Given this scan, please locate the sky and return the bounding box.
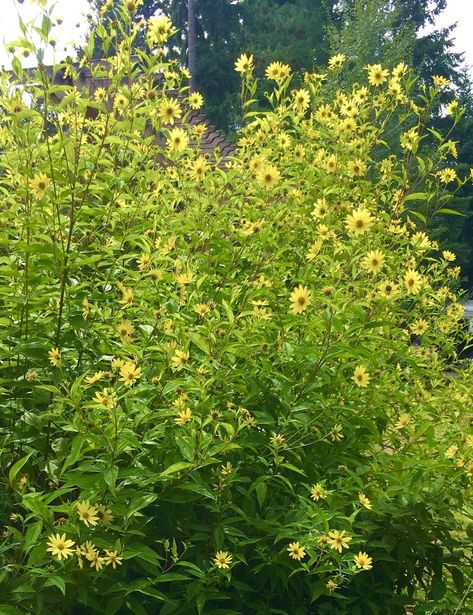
[0,0,472,78]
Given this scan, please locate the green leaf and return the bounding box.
[409,210,426,224]
[45,575,66,596]
[437,208,465,216]
[187,331,210,355]
[9,452,34,485]
[404,192,430,202]
[159,462,193,478]
[104,465,119,495]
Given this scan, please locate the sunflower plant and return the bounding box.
[0,2,472,614]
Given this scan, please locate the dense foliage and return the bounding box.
[0,3,472,613]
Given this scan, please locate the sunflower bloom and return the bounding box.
[30,172,50,199]
[310,483,326,501]
[104,549,123,569]
[119,361,141,387]
[328,53,346,70]
[158,98,182,125]
[361,250,384,274]
[167,127,188,152]
[346,207,375,234]
[188,91,204,109]
[352,365,370,388]
[354,551,373,570]
[213,550,233,569]
[76,500,99,527]
[293,88,310,113]
[404,269,422,295]
[234,53,254,75]
[327,530,352,553]
[47,533,75,561]
[366,64,389,86]
[358,493,372,509]
[171,349,189,371]
[116,319,135,342]
[289,285,311,314]
[410,318,428,335]
[48,347,60,366]
[256,164,281,189]
[287,541,306,561]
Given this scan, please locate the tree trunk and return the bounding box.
[187,0,197,91]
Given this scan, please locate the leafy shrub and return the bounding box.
[0,3,472,614]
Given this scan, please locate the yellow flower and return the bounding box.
[30,172,50,199]
[167,127,189,152]
[93,388,117,410]
[361,250,384,275]
[234,53,254,75]
[256,164,281,189]
[331,423,344,441]
[111,357,125,370]
[213,550,233,569]
[104,549,123,569]
[190,156,209,180]
[194,303,211,316]
[47,533,75,561]
[446,100,459,115]
[310,483,326,501]
[116,319,135,342]
[138,253,151,270]
[48,347,60,366]
[327,530,352,553]
[354,551,373,570]
[312,198,328,219]
[410,318,428,335]
[188,91,204,109]
[94,87,107,102]
[174,408,192,425]
[85,371,105,385]
[437,168,457,184]
[119,286,134,307]
[80,540,98,560]
[326,154,337,173]
[404,269,422,295]
[328,53,346,70]
[171,349,189,371]
[82,297,91,318]
[326,580,339,592]
[97,505,114,524]
[395,413,411,429]
[352,365,370,387]
[366,64,389,86]
[265,61,291,81]
[147,15,174,45]
[76,500,99,527]
[271,433,285,446]
[445,444,458,459]
[289,285,311,314]
[293,88,310,113]
[432,75,450,88]
[159,98,182,125]
[442,250,456,262]
[345,207,375,234]
[306,240,322,261]
[358,493,372,509]
[378,280,398,299]
[347,159,366,177]
[119,361,141,387]
[89,553,105,571]
[287,542,306,561]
